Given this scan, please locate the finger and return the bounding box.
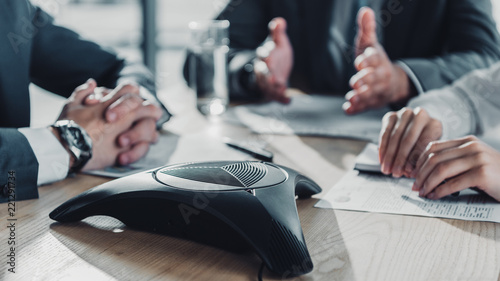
[380,108,414,175]
[426,170,479,200]
[84,87,112,105]
[270,80,290,104]
[105,93,144,122]
[118,142,151,166]
[96,86,112,97]
[350,69,390,111]
[418,155,478,198]
[415,135,477,175]
[83,95,101,106]
[127,102,164,123]
[415,142,479,192]
[407,120,443,178]
[71,78,97,104]
[112,83,141,97]
[117,118,158,148]
[101,83,141,105]
[350,68,375,90]
[379,111,399,163]
[259,74,290,103]
[390,108,430,177]
[269,17,288,47]
[343,86,370,115]
[355,7,378,56]
[354,47,381,71]
[366,83,391,108]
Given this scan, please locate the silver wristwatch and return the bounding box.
[52,120,93,172]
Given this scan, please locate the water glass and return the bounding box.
[188,20,230,116]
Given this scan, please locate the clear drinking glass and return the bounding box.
[188,20,230,116]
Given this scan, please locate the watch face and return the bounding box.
[68,127,91,151]
[54,120,92,171]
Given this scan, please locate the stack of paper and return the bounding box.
[316,143,500,223]
[315,170,500,223]
[228,95,389,143]
[353,143,381,173]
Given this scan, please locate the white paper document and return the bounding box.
[86,132,250,178]
[315,171,500,223]
[354,143,381,173]
[228,95,389,143]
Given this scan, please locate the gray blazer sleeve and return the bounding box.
[400,0,500,93]
[0,129,39,203]
[29,6,171,124]
[409,62,500,140]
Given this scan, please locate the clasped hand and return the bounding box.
[57,79,163,171]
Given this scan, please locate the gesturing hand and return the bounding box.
[57,79,163,171]
[413,136,500,202]
[254,17,293,104]
[343,7,412,115]
[378,107,442,178]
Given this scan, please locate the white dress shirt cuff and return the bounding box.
[18,127,70,186]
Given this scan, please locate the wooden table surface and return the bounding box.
[1,88,499,281]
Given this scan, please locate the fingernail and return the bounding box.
[405,165,412,174]
[351,95,359,103]
[393,167,401,178]
[120,155,129,165]
[342,102,351,112]
[419,188,424,197]
[268,20,277,31]
[411,183,418,191]
[427,192,436,200]
[121,137,130,147]
[345,91,355,100]
[108,112,117,122]
[382,165,391,175]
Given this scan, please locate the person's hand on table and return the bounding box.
[378,107,443,178]
[343,7,412,115]
[55,79,163,171]
[254,17,293,104]
[413,136,500,202]
[83,80,162,166]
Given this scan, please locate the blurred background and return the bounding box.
[29,0,500,126]
[33,0,227,91]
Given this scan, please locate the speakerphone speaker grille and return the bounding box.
[221,162,267,187]
[160,168,244,187]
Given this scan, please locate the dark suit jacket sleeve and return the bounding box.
[0,129,39,203]
[183,0,271,100]
[29,6,171,124]
[399,0,500,93]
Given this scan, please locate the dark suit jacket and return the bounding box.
[210,0,500,99]
[0,0,162,203]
